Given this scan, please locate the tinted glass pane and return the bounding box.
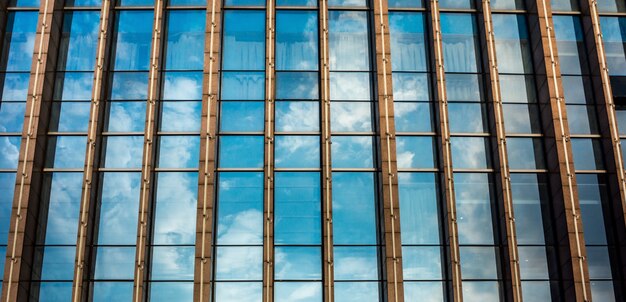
[510,174,548,245]
[59,12,100,71]
[462,282,500,301]
[394,102,432,132]
[388,0,423,8]
[39,247,75,280]
[218,136,264,168]
[590,281,616,302]
[392,73,430,101]
[439,0,474,9]
[43,173,82,245]
[216,172,263,244]
[225,0,265,5]
[598,1,626,12]
[117,0,155,5]
[275,247,321,280]
[275,136,320,168]
[276,101,319,132]
[275,172,321,245]
[151,247,194,280]
[37,283,72,302]
[66,0,102,4]
[331,102,372,132]
[331,136,374,168]
[2,12,38,72]
[328,0,367,7]
[276,12,318,71]
[334,247,379,280]
[153,172,198,244]
[330,72,372,100]
[571,138,604,170]
[220,102,264,132]
[94,247,135,279]
[566,105,598,134]
[440,14,479,73]
[9,0,40,6]
[522,281,552,302]
[0,173,16,244]
[600,17,626,76]
[329,11,370,71]
[215,282,262,301]
[157,136,200,168]
[92,283,133,302]
[149,283,193,302]
[396,136,435,169]
[276,72,319,100]
[215,246,262,280]
[502,104,541,134]
[553,16,588,75]
[404,282,444,301]
[577,174,609,245]
[460,247,498,279]
[562,76,593,104]
[551,0,579,11]
[402,246,442,280]
[334,282,379,302]
[49,102,90,132]
[162,72,202,100]
[445,74,481,102]
[45,136,87,168]
[275,282,322,302]
[98,172,140,245]
[398,173,440,245]
[221,72,265,100]
[103,136,143,168]
[0,103,26,132]
[492,14,532,74]
[499,75,536,103]
[450,137,490,169]
[506,138,545,170]
[518,246,549,279]
[332,173,377,244]
[491,0,524,9]
[277,0,316,5]
[448,103,486,133]
[222,11,265,70]
[106,101,146,132]
[112,11,154,71]
[109,72,149,100]
[1,73,30,101]
[454,173,494,244]
[0,137,20,169]
[164,11,205,70]
[160,101,201,132]
[587,246,613,279]
[389,13,427,72]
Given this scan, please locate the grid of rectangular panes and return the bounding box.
[439,8,502,300]
[212,2,265,300]
[145,6,205,300]
[273,2,323,300]
[0,0,39,292]
[31,7,100,299]
[492,10,558,300]
[553,13,619,301]
[388,8,446,300]
[328,2,382,300]
[89,4,153,299]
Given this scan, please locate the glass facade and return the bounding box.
[0,0,625,301]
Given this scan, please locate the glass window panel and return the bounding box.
[521,281,552,301]
[39,247,75,280]
[440,13,479,73]
[506,138,545,170]
[2,12,38,72]
[328,0,367,6]
[600,17,626,76]
[491,0,524,9]
[216,172,263,244]
[329,11,370,71]
[567,105,599,134]
[276,72,319,100]
[109,72,149,100]
[553,16,588,75]
[214,282,262,301]
[94,247,136,279]
[149,282,193,302]
[402,246,442,280]
[0,136,20,169]
[462,282,500,301]
[0,173,16,244]
[275,136,319,168]
[396,136,435,169]
[404,282,444,301]
[598,0,626,12]
[106,101,146,132]
[330,73,372,100]
[398,173,440,245]
[157,136,200,168]
[445,74,481,102]
[45,136,87,168]
[510,174,548,245]
[59,12,99,71]
[275,101,319,132]
[388,0,423,7]
[275,282,322,302]
[103,136,143,168]
[450,137,490,169]
[460,247,498,279]
[222,11,265,70]
[586,246,613,279]
[65,0,102,5]
[590,281,616,302]
[439,0,474,9]
[164,11,205,70]
[334,247,379,280]
[334,282,379,302]
[117,0,155,5]
[1,73,30,101]
[97,172,140,245]
[277,0,317,5]
[221,72,265,100]
[0,102,26,132]
[42,173,82,245]
[331,136,374,168]
[218,136,264,168]
[551,0,579,11]
[448,103,486,133]
[577,174,609,245]
[220,101,264,132]
[492,14,533,74]
[160,101,201,132]
[162,72,202,100]
[502,104,541,134]
[37,282,72,302]
[91,282,133,302]
[153,172,197,245]
[518,246,549,280]
[275,247,321,280]
[571,138,604,170]
[454,173,495,244]
[224,0,265,5]
[275,172,321,245]
[392,73,430,102]
[394,102,432,132]
[332,173,377,244]
[151,247,194,280]
[562,76,593,104]
[499,75,536,103]
[9,0,40,6]
[112,11,154,71]
[49,102,90,132]
[54,72,94,101]
[276,12,318,71]
[331,102,372,132]
[389,13,427,72]
[215,246,263,280]
[617,110,626,135]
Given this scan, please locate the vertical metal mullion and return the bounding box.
[193,0,222,299]
[133,1,165,301]
[477,2,523,301]
[428,1,462,300]
[525,0,591,300]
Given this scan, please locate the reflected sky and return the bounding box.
[498,75,536,103]
[396,136,435,169]
[98,172,140,245]
[275,101,319,132]
[600,17,626,76]
[330,72,372,101]
[54,72,94,100]
[440,13,479,73]
[164,11,205,71]
[276,72,319,100]
[106,101,146,132]
[0,173,16,244]
[215,246,263,280]
[162,72,202,100]
[154,172,198,245]
[112,11,154,71]
[331,136,374,168]
[329,11,370,71]
[518,246,549,280]
[0,102,25,132]
[3,12,38,72]
[398,173,440,245]
[334,282,379,302]
[332,172,377,244]
[404,282,444,301]
[94,247,135,279]
[217,172,263,244]
[46,136,86,168]
[462,281,500,302]
[37,282,71,302]
[492,14,532,74]
[510,174,548,245]
[109,72,149,100]
[506,138,545,170]
[334,247,379,280]
[276,12,318,71]
[157,136,200,169]
[402,246,442,280]
[392,73,430,101]
[275,282,322,302]
[42,173,82,245]
[275,136,320,168]
[394,102,432,132]
[450,137,490,169]
[219,136,264,168]
[222,11,265,71]
[39,246,75,280]
[571,138,604,170]
[50,101,90,132]
[454,173,495,245]
[331,102,372,132]
[103,136,143,168]
[275,172,321,245]
[160,101,201,132]
[275,247,321,280]
[0,136,20,169]
[221,72,265,100]
[460,247,498,279]
[502,103,541,134]
[59,12,99,71]
[92,282,133,302]
[150,282,193,302]
[389,12,427,72]
[215,282,262,302]
[221,102,265,132]
[1,73,30,101]
[448,103,486,133]
[151,246,195,280]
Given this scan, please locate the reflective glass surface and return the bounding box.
[49,102,90,132]
[94,247,136,279]
[331,136,374,168]
[600,17,626,76]
[389,13,427,72]
[275,136,320,168]
[2,12,38,72]
[222,11,265,70]
[440,13,479,73]
[450,137,490,169]
[112,11,154,71]
[219,136,264,168]
[334,247,379,280]
[571,138,604,170]
[402,246,442,280]
[0,173,16,243]
[551,0,579,11]
[103,136,144,168]
[492,14,532,74]
[275,247,322,279]
[45,136,87,168]
[151,246,195,280]
[157,136,200,168]
[275,172,321,245]
[598,1,626,12]
[331,102,372,132]
[510,174,549,245]
[220,101,264,132]
[506,138,545,170]
[396,136,435,169]
[553,16,588,75]
[276,72,319,100]
[160,101,201,132]
[454,173,495,244]
[392,73,430,101]
[276,11,318,71]
[216,172,263,244]
[97,173,140,245]
[491,0,524,9]
[394,102,432,132]
[59,12,100,71]
[221,72,265,100]
[329,11,370,71]
[106,101,146,132]
[330,72,372,100]
[164,11,205,70]
[276,101,319,132]
[215,246,263,280]
[332,173,377,244]
[41,173,82,245]
[153,172,198,245]
[388,0,423,8]
[162,72,202,100]
[398,173,440,245]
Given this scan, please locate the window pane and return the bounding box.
[460,247,498,279]
[404,282,444,301]
[492,14,532,74]
[39,247,75,280]
[462,282,500,301]
[2,12,38,72]
[439,0,473,9]
[330,72,372,100]
[567,105,598,134]
[112,11,154,71]
[218,136,264,168]
[571,138,604,170]
[506,138,545,170]
[440,13,479,73]
[215,246,262,280]
[103,136,144,168]
[491,0,524,9]
[149,283,193,302]
[94,247,136,279]
[454,173,495,244]
[275,282,322,302]
[553,16,588,75]
[332,173,377,244]
[275,247,321,280]
[221,72,265,100]
[157,136,200,168]
[276,101,319,132]
[331,136,374,168]
[225,0,265,5]
[92,282,133,302]
[164,11,205,70]
[106,101,146,132]
[510,174,548,245]
[392,73,430,101]
[499,75,536,103]
[216,172,263,244]
[37,283,72,302]
[577,174,609,245]
[151,247,194,280]
[45,136,87,168]
[329,11,370,71]
[394,102,432,132]
[277,0,317,6]
[389,12,427,72]
[160,101,201,132]
[600,17,626,76]
[445,74,481,102]
[59,12,100,71]
[215,282,262,301]
[222,11,265,70]
[450,137,490,169]
[162,72,202,100]
[153,172,197,244]
[54,72,94,101]
[109,72,149,100]
[334,282,379,302]
[0,173,16,244]
[502,104,541,134]
[586,246,613,279]
[551,0,579,11]
[97,172,140,245]
[398,173,440,245]
[396,136,435,169]
[331,102,372,132]
[334,247,379,280]
[402,246,442,280]
[275,172,321,245]
[276,12,318,71]
[522,281,552,302]
[42,173,82,244]
[448,103,486,133]
[0,137,20,169]
[1,73,30,101]
[518,246,549,279]
[49,102,90,132]
[220,102,264,132]
[276,72,319,100]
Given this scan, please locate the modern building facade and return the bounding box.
[0,0,625,301]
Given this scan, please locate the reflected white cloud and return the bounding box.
[0,102,25,132]
[450,137,488,169]
[330,72,371,101]
[334,282,379,302]
[275,136,319,168]
[58,72,94,100]
[331,136,373,168]
[104,136,143,168]
[98,172,140,245]
[329,11,370,71]
[461,281,500,302]
[107,101,146,132]
[1,73,30,101]
[154,172,197,245]
[44,173,82,245]
[404,282,444,302]
[334,247,378,280]
[275,247,321,280]
[275,282,322,302]
[94,247,135,280]
[161,101,201,132]
[215,246,262,280]
[215,282,262,302]
[0,136,20,168]
[157,136,199,169]
[163,73,202,100]
[331,102,372,132]
[459,247,498,279]
[275,101,319,132]
[151,246,194,280]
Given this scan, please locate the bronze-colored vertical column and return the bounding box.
[477,1,522,301]
[579,1,626,297]
[372,0,404,301]
[133,0,165,301]
[193,0,222,300]
[526,0,591,300]
[428,1,462,300]
[0,1,7,50]
[1,0,63,300]
[71,1,113,301]
[263,0,275,300]
[319,0,334,301]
